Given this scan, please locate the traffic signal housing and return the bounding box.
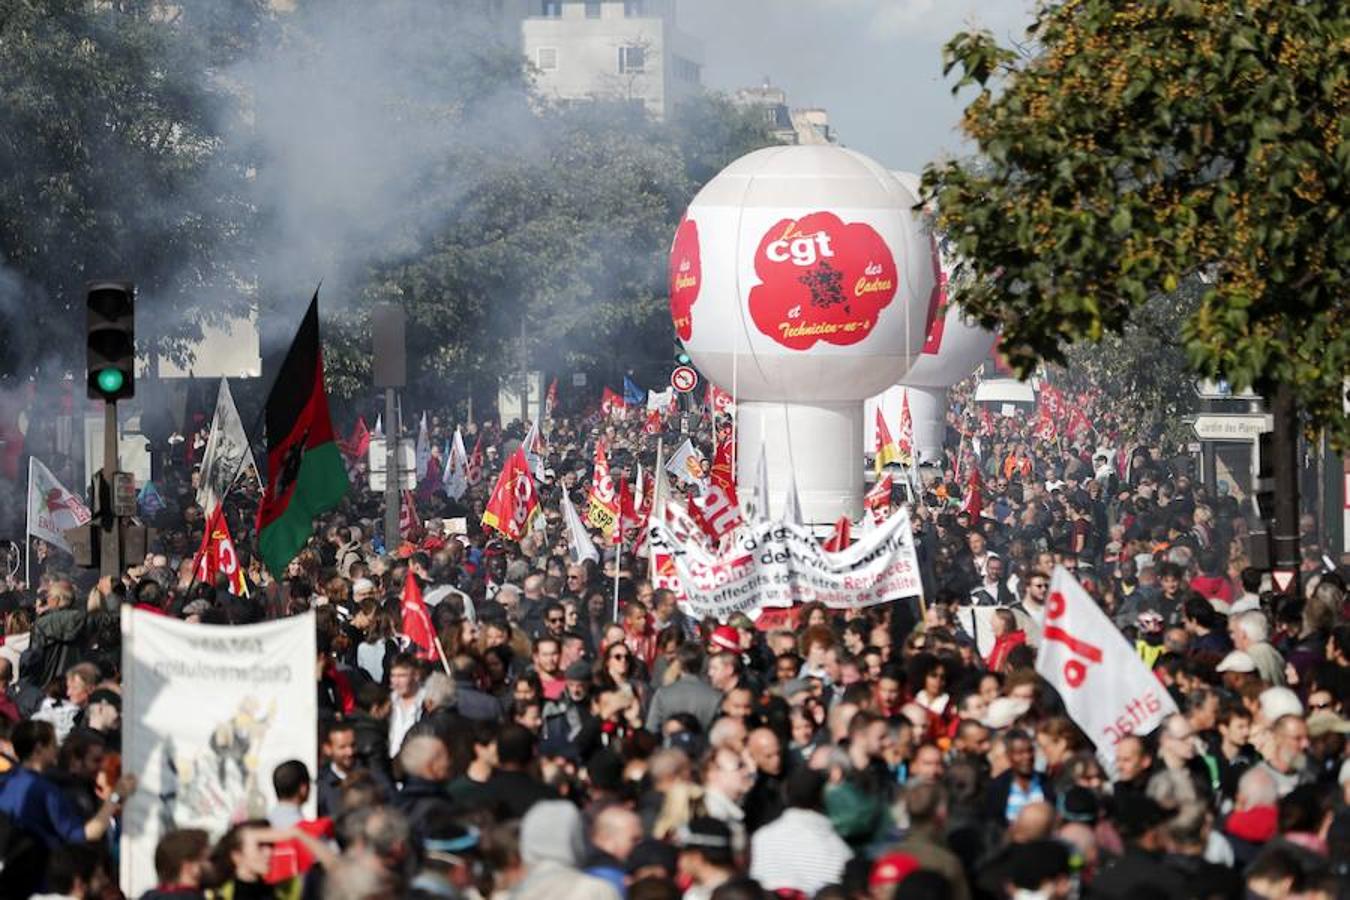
[86,280,135,401]
[674,343,691,366]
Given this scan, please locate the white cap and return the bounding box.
[351,577,375,596]
[983,696,1031,730]
[1229,597,1261,616]
[1216,650,1256,673]
[1259,686,1304,722]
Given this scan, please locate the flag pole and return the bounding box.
[612,526,622,622]
[431,635,453,678]
[24,457,32,588]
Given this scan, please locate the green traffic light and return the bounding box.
[95,368,124,395]
[677,352,691,365]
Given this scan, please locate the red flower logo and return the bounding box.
[669,217,701,341]
[748,212,898,351]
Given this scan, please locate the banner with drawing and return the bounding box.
[649,505,923,622]
[120,610,316,897]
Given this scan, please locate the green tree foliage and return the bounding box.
[924,0,1348,445]
[0,0,264,375]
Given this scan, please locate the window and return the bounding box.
[618,45,646,74]
[585,0,601,17]
[624,0,644,15]
[674,56,700,83]
[537,47,558,70]
[541,0,561,16]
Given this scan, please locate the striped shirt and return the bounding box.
[750,808,854,894]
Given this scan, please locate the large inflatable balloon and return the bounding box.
[865,172,996,467]
[671,147,934,523]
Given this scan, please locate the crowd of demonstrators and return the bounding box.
[0,372,1346,900]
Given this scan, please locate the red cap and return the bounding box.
[709,625,740,653]
[869,852,919,888]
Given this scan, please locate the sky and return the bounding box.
[678,0,1036,174]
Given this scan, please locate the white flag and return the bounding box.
[373,414,384,438]
[1037,566,1177,765]
[27,458,91,554]
[196,378,258,513]
[561,489,599,564]
[665,438,706,492]
[415,412,430,480]
[649,440,671,523]
[747,442,770,521]
[647,388,675,413]
[522,419,546,480]
[442,427,469,500]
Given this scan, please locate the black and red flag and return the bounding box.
[257,291,349,576]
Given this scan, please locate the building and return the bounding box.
[519,0,703,120]
[733,79,837,145]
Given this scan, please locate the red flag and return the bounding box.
[601,387,627,419]
[399,489,421,540]
[643,408,661,434]
[962,468,983,520]
[586,441,621,536]
[341,417,371,460]
[874,408,901,474]
[897,391,915,464]
[482,446,540,540]
[193,505,248,596]
[400,570,439,661]
[1066,406,1093,442]
[864,474,894,520]
[1035,405,1058,442]
[823,516,852,552]
[466,432,484,485]
[706,383,734,415]
[979,406,995,437]
[545,377,559,420]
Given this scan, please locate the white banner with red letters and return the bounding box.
[120,610,316,898]
[1037,566,1177,765]
[649,505,923,622]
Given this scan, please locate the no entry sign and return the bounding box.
[670,365,698,393]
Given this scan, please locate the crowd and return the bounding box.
[0,374,1346,900]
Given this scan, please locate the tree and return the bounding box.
[924,0,1348,446]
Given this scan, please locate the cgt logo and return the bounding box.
[765,229,834,267]
[749,211,898,351]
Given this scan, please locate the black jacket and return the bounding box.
[983,770,1056,826]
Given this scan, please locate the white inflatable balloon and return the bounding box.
[671,147,934,523]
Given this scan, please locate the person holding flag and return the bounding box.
[481,446,541,541]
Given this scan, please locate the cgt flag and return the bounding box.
[1037,566,1177,766]
[193,505,248,596]
[482,446,540,541]
[257,292,349,577]
[586,441,621,536]
[400,570,439,661]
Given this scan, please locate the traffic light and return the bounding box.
[674,342,691,366]
[86,280,135,401]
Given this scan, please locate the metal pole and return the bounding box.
[384,387,399,555]
[520,317,529,427]
[100,400,121,579]
[1270,382,1300,592]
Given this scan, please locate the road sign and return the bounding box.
[670,365,698,393]
[367,438,416,491]
[113,472,138,517]
[1194,379,1261,401]
[1271,569,1297,594]
[1192,414,1273,441]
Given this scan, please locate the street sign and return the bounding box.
[367,438,416,491]
[113,472,138,518]
[1192,414,1273,441]
[670,365,698,393]
[1194,379,1261,401]
[1271,570,1297,594]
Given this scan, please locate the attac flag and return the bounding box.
[561,489,599,564]
[193,505,248,596]
[897,391,916,465]
[823,515,852,552]
[196,377,260,514]
[466,432,484,485]
[874,407,901,475]
[600,387,627,419]
[623,376,645,407]
[665,438,706,492]
[586,441,621,536]
[400,570,439,661]
[443,427,469,500]
[482,446,540,541]
[257,292,350,577]
[27,457,91,554]
[1038,566,1177,765]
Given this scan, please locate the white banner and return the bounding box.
[196,377,259,514]
[27,457,91,553]
[120,610,317,898]
[1037,566,1177,765]
[650,506,923,623]
[647,388,675,412]
[665,438,707,493]
[443,427,469,500]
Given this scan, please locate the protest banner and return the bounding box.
[120,610,316,898]
[1037,566,1177,766]
[26,456,91,554]
[649,505,923,622]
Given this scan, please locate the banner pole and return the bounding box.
[612,530,622,622]
[24,457,32,588]
[431,634,453,678]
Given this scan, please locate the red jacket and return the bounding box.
[986,630,1027,673]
